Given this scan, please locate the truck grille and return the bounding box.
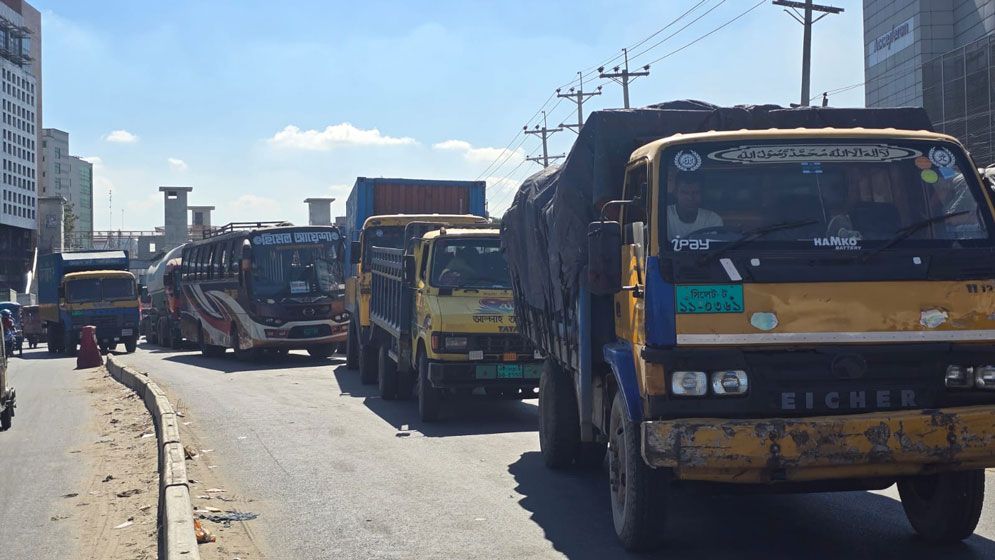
[472,334,531,355]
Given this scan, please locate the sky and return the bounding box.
[37,0,866,230]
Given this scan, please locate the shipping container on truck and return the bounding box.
[344,177,487,272]
[37,250,140,354]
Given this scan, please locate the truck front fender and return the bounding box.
[603,341,641,422]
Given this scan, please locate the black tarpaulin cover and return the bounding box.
[500,101,934,315]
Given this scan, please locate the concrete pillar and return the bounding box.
[159,186,193,249]
[188,205,216,239]
[37,196,65,254]
[304,198,335,226]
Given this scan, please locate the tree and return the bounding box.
[63,201,77,249]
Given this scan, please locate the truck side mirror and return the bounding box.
[350,241,361,264]
[403,255,417,286]
[57,285,65,300]
[588,221,622,295]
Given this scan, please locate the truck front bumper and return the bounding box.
[642,405,995,483]
[428,361,542,390]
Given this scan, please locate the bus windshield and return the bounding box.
[251,242,344,299]
[661,139,994,253]
[430,238,511,289]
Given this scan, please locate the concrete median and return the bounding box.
[106,354,201,560]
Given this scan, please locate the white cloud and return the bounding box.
[80,156,104,170]
[267,123,416,150]
[167,157,188,172]
[104,129,138,143]
[433,139,524,164]
[233,194,277,211]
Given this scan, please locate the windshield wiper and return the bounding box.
[696,219,818,266]
[856,210,969,263]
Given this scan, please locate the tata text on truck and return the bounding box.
[143,243,186,348]
[503,102,995,550]
[37,251,140,354]
[368,224,540,420]
[178,222,348,359]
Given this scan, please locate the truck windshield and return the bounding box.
[66,278,135,302]
[66,279,100,303]
[103,278,136,300]
[431,238,511,289]
[364,226,406,255]
[251,243,344,299]
[661,139,994,254]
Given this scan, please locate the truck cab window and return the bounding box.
[622,162,649,246]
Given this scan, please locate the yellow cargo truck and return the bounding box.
[367,224,540,420]
[345,214,487,382]
[503,102,995,550]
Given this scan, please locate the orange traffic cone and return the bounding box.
[76,325,103,369]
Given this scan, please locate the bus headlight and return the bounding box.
[975,365,995,389]
[711,370,749,396]
[671,371,707,396]
[945,365,973,388]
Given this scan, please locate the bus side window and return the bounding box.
[197,247,206,280]
[181,250,188,280]
[219,242,229,278]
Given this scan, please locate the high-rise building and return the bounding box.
[40,128,93,249]
[0,0,39,293]
[863,1,995,164]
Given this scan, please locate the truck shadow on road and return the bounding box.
[154,351,344,374]
[508,451,995,560]
[333,366,539,437]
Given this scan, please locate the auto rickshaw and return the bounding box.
[21,305,41,349]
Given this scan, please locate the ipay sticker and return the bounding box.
[921,169,939,183]
[928,146,955,168]
[914,156,932,170]
[674,149,702,172]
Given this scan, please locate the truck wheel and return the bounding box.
[1,404,11,431]
[345,319,359,369]
[170,328,183,350]
[359,340,378,385]
[609,391,668,551]
[199,325,225,358]
[378,345,399,400]
[231,325,252,360]
[539,359,585,469]
[898,470,985,543]
[124,337,137,353]
[307,344,334,359]
[417,354,441,422]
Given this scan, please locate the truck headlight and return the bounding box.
[444,336,468,352]
[975,365,995,389]
[945,365,973,388]
[711,370,749,396]
[671,371,707,396]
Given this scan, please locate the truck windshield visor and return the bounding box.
[102,278,135,300]
[661,139,994,253]
[66,279,101,303]
[431,238,511,289]
[251,242,345,299]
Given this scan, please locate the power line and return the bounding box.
[628,0,729,62]
[599,48,650,109]
[644,0,767,67]
[557,72,602,133]
[524,111,564,167]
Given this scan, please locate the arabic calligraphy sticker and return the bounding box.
[914,156,932,170]
[674,149,702,172]
[928,146,955,168]
[920,169,939,183]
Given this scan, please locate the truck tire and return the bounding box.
[539,358,589,469]
[898,470,985,543]
[609,391,668,551]
[124,336,137,353]
[231,324,252,360]
[378,345,399,400]
[1,403,12,431]
[46,327,59,354]
[170,326,183,349]
[359,340,378,385]
[345,319,359,369]
[199,325,225,358]
[418,353,441,422]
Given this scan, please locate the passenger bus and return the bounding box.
[178,222,348,359]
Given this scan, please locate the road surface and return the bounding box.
[0,350,95,559]
[114,344,995,560]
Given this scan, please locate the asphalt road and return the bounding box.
[0,348,95,560]
[118,344,995,560]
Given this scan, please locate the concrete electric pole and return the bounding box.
[524,111,564,168]
[773,0,844,107]
[598,48,650,109]
[557,72,602,133]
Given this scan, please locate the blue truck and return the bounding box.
[37,251,141,354]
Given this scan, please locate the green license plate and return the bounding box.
[675,284,744,314]
[497,364,524,379]
[300,327,319,336]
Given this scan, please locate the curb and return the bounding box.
[106,354,201,560]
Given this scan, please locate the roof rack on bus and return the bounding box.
[202,221,294,239]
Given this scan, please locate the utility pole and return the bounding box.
[524,111,564,167]
[598,48,650,109]
[773,0,844,106]
[557,72,602,133]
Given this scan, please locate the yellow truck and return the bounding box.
[503,103,995,550]
[345,214,488,382]
[366,224,540,420]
